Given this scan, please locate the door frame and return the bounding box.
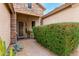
[18,21,24,36]
[17,21,27,39]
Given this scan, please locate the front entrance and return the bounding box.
[16,13,39,39]
[18,21,26,39]
[18,22,24,36]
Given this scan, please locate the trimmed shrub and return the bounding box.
[33,23,79,56]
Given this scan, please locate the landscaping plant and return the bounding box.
[0,38,6,56]
[0,37,15,56]
[33,23,79,56]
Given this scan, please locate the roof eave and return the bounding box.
[4,3,15,14]
[36,3,46,10]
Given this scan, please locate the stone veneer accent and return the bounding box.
[13,3,44,17]
[10,13,17,44]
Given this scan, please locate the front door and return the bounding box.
[18,22,24,36]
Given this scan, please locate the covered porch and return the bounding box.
[10,12,41,44]
[16,12,41,39]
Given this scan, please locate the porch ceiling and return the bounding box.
[16,12,41,18]
[16,12,40,21]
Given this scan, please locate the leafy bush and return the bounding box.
[7,47,16,56]
[33,23,79,56]
[0,38,6,56]
[0,37,15,56]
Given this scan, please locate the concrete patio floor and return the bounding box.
[16,39,79,56]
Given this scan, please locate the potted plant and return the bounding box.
[27,30,32,38]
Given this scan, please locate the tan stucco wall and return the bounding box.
[0,4,10,48]
[43,4,79,25]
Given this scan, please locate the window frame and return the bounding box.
[32,21,35,27]
[28,3,32,9]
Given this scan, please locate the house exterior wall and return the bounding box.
[43,4,79,25]
[0,4,10,48]
[13,3,44,17]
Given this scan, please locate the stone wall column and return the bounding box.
[10,13,17,44]
[38,17,42,26]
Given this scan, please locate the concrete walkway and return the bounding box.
[16,39,79,56]
[16,39,56,56]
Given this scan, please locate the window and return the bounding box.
[28,3,32,9]
[32,21,35,27]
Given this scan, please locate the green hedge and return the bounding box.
[33,23,79,56]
